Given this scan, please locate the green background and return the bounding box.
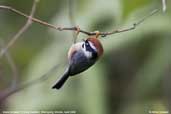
[0,0,171,114]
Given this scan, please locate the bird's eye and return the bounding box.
[85,40,89,46]
[82,43,84,48]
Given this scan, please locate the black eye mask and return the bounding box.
[84,40,91,51]
[84,40,98,59]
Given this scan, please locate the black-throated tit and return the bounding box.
[52,36,103,89]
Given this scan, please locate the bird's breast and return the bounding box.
[69,50,96,76]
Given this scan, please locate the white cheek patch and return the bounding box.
[81,44,92,58]
[82,41,97,59]
[84,51,92,59]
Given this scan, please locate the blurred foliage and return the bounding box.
[0,0,171,114]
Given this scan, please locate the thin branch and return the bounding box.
[5,52,18,88]
[99,9,160,37]
[0,0,39,59]
[0,5,160,38]
[0,63,59,103]
[0,0,161,104]
[0,38,58,103]
[0,0,40,103]
[162,0,167,12]
[0,39,18,88]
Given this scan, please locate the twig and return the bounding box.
[0,0,161,103]
[0,63,59,103]
[0,0,39,103]
[99,9,159,37]
[0,39,18,89]
[0,5,159,38]
[0,0,39,59]
[162,0,167,12]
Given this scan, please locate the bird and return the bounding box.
[52,36,103,89]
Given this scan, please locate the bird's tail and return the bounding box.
[52,68,70,89]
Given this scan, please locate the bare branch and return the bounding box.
[0,0,40,103]
[0,39,18,88]
[162,0,167,12]
[0,0,161,104]
[0,5,159,38]
[0,0,39,59]
[0,63,59,103]
[99,9,159,37]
